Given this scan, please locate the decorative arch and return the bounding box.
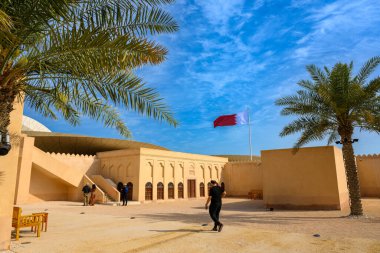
[168,182,174,199]
[207,182,212,194]
[178,182,184,199]
[145,182,153,201]
[157,182,164,200]
[200,182,205,197]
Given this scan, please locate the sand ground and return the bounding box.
[5,198,380,253]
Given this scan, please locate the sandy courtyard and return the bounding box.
[5,198,380,253]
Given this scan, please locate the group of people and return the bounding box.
[82,180,225,232]
[117,182,129,206]
[81,183,97,206]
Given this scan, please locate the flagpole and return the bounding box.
[248,109,252,161]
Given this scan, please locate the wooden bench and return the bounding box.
[248,190,263,200]
[12,207,42,240]
[31,212,49,232]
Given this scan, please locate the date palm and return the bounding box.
[0,0,179,138]
[276,57,380,216]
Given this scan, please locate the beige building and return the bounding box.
[0,104,379,250]
[12,132,228,205]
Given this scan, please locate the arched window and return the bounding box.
[178,182,184,199]
[200,182,205,197]
[145,182,152,201]
[168,182,174,199]
[207,182,212,194]
[127,182,133,200]
[157,182,164,200]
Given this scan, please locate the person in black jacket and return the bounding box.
[122,184,129,206]
[82,183,91,206]
[205,180,226,232]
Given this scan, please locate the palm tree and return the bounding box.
[0,0,178,139]
[276,57,380,216]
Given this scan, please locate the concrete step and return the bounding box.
[99,201,141,206]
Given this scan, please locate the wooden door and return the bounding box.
[168,183,174,199]
[187,179,196,198]
[127,182,133,200]
[157,182,164,200]
[145,182,152,200]
[200,182,205,197]
[178,182,184,198]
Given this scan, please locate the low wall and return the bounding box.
[357,154,380,197]
[223,161,262,197]
[262,146,348,210]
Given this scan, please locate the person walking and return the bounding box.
[82,183,91,206]
[122,183,129,206]
[205,180,226,232]
[89,184,97,206]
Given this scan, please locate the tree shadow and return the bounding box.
[149,229,204,233]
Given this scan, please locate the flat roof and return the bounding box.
[24,131,169,155]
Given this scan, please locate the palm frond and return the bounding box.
[76,3,178,37]
[0,9,13,31]
[355,56,380,85]
[306,64,328,86]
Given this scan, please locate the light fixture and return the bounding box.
[335,138,359,145]
[0,132,12,156]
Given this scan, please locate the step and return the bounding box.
[99,201,141,206]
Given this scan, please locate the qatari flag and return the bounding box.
[213,111,249,128]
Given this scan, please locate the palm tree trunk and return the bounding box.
[0,86,15,134]
[342,140,363,216]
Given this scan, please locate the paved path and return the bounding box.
[8,198,380,253]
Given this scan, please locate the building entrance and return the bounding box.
[187,179,196,198]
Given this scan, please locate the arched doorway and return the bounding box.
[207,182,212,194]
[178,182,184,199]
[127,182,133,200]
[117,182,124,201]
[200,182,205,197]
[168,182,174,199]
[145,182,152,201]
[157,182,164,200]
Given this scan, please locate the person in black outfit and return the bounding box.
[205,180,226,232]
[122,183,129,206]
[82,183,91,206]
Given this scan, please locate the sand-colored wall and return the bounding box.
[0,100,23,250]
[262,146,348,210]
[14,136,34,204]
[333,148,349,210]
[357,154,380,197]
[139,148,228,202]
[223,161,262,197]
[48,153,98,175]
[47,153,99,202]
[97,149,141,201]
[97,148,228,202]
[29,166,70,201]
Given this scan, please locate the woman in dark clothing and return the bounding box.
[89,184,97,206]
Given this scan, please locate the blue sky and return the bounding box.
[24,0,380,156]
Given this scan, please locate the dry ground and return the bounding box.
[6,198,380,253]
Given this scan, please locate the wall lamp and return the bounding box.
[0,132,11,156]
[335,138,359,145]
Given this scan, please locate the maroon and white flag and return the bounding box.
[213,111,249,128]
